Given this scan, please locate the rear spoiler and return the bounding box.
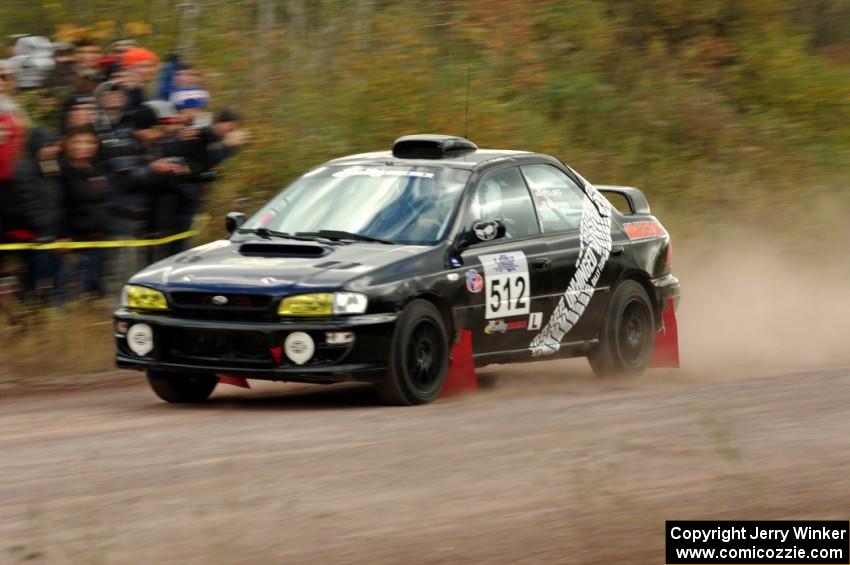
[595,185,651,215]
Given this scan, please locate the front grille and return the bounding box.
[169,292,276,321]
[171,292,272,308]
[162,328,349,368]
[166,328,275,367]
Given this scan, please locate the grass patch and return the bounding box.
[0,301,116,384]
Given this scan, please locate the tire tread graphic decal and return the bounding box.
[530,185,612,356]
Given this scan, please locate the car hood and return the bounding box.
[129,238,429,294]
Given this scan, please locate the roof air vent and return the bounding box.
[392,134,477,159]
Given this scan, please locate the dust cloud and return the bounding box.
[477,228,850,396]
[675,229,850,379]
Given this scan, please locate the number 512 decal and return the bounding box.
[478,251,530,319]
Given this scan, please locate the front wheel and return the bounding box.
[588,280,655,377]
[147,371,219,403]
[377,300,449,406]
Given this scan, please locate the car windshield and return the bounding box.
[241,165,471,245]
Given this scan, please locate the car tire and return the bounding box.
[588,280,655,377]
[377,299,449,406]
[147,371,219,403]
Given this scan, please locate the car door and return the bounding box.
[456,166,551,356]
[519,163,612,345]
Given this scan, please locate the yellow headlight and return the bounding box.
[278,293,334,316]
[123,285,169,310]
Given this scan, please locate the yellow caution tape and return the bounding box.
[0,215,210,251]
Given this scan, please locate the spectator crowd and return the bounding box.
[0,34,248,306]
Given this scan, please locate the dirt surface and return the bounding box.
[4,233,850,564]
[3,361,850,564]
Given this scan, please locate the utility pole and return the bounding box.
[176,1,201,56]
[254,0,276,87]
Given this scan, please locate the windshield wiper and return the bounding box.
[295,230,396,245]
[236,227,330,243]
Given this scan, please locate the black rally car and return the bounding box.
[115,135,680,405]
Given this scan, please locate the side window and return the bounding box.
[521,164,586,232]
[468,167,540,240]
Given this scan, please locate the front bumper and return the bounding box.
[114,309,397,383]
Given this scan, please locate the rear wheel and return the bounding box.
[588,280,655,377]
[377,300,449,406]
[147,371,219,403]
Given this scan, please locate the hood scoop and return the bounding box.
[239,242,329,258]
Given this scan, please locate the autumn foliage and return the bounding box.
[1,0,849,232]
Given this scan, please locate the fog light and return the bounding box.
[325,331,354,345]
[284,332,315,365]
[127,323,154,356]
[115,320,129,335]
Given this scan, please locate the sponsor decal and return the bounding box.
[484,319,527,335]
[465,269,484,293]
[493,254,520,273]
[623,220,666,240]
[332,167,434,179]
[533,188,563,198]
[529,183,612,356]
[528,312,543,330]
[479,251,530,319]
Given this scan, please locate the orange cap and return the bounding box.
[121,47,159,68]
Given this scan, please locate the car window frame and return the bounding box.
[519,162,588,236]
[458,164,545,249]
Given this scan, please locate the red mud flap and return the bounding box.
[217,375,251,389]
[440,329,478,397]
[649,298,680,368]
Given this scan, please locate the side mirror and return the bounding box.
[225,211,246,234]
[459,219,506,249]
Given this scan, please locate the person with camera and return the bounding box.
[125,101,189,262]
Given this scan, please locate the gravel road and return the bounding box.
[3,361,850,564]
